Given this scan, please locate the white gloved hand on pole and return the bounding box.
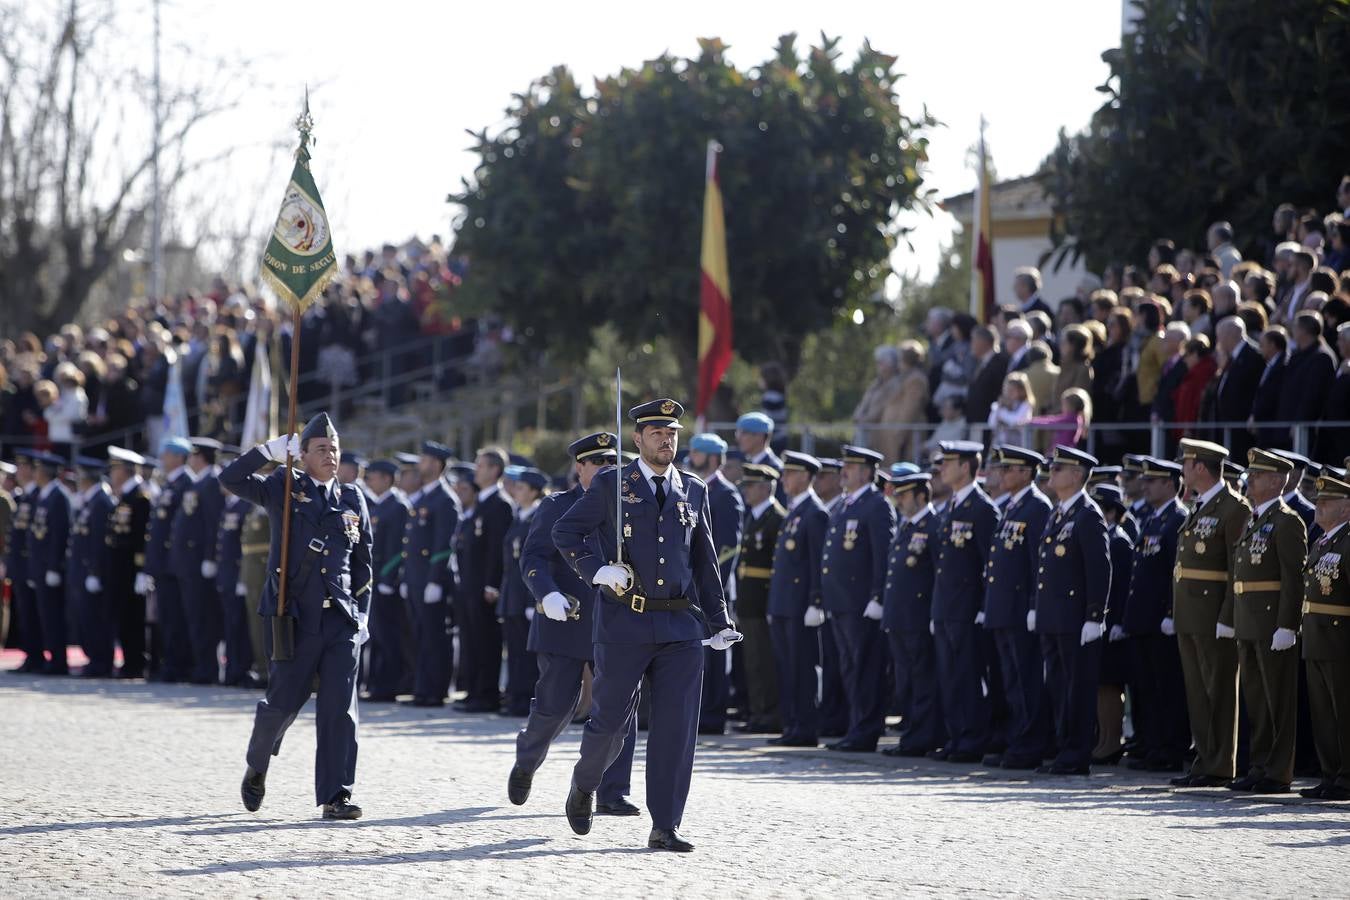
[592,564,632,594]
[1080,621,1105,645]
[803,606,825,628]
[135,573,154,595]
[705,628,743,651]
[541,592,570,622]
[260,433,301,462]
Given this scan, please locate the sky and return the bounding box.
[123,0,1124,284]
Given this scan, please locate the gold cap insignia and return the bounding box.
[597,433,612,447]
[660,400,676,416]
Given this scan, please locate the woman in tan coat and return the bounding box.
[853,343,928,464]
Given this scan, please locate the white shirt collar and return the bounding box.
[1323,521,1348,542]
[1283,490,1305,505]
[164,465,186,483]
[952,481,977,507]
[750,448,771,465]
[906,503,934,525]
[188,464,215,484]
[845,483,871,505]
[310,475,337,495]
[750,497,775,520]
[368,488,392,504]
[120,475,143,496]
[1006,484,1034,508]
[81,483,106,504]
[39,480,61,500]
[789,488,817,511]
[637,457,682,496]
[1196,479,1226,508]
[1253,497,1279,518]
[478,483,500,504]
[1058,489,1087,513]
[519,499,540,520]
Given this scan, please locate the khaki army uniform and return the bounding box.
[1172,477,1251,780]
[238,504,271,683]
[1302,520,1350,792]
[1222,498,1307,785]
[736,484,786,731]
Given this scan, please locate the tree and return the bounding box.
[1040,0,1350,272]
[450,34,937,381]
[0,0,244,334]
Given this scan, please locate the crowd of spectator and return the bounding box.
[0,238,502,460]
[854,178,1350,466]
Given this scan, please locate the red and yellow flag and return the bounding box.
[696,140,732,421]
[971,117,995,323]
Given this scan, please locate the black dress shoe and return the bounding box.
[566,783,594,835]
[459,698,500,713]
[981,753,1004,768]
[697,724,726,736]
[827,740,877,753]
[1037,763,1090,775]
[998,756,1042,770]
[775,736,820,748]
[241,767,266,812]
[322,798,363,820]
[819,727,846,739]
[1092,749,1124,766]
[647,827,694,852]
[596,798,641,816]
[362,692,399,703]
[1248,778,1290,794]
[883,745,933,758]
[1179,774,1229,788]
[1320,784,1350,801]
[734,720,782,734]
[508,765,533,806]
[1169,774,1195,787]
[1227,775,1260,792]
[946,751,984,763]
[1298,782,1328,799]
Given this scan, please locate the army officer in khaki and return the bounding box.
[1299,473,1350,801]
[1220,449,1307,793]
[1170,439,1251,788]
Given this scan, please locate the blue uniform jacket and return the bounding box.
[6,486,33,584]
[369,491,412,593]
[523,484,601,660]
[220,448,374,634]
[1104,522,1133,629]
[707,471,744,587]
[498,509,535,617]
[883,506,939,633]
[214,494,248,596]
[981,487,1053,629]
[1033,492,1112,635]
[552,461,731,644]
[143,470,191,578]
[455,485,514,603]
[27,484,71,580]
[402,480,459,596]
[767,491,828,618]
[1285,491,1315,531]
[169,471,224,580]
[67,487,113,586]
[931,485,998,624]
[1123,499,1185,633]
[820,485,896,615]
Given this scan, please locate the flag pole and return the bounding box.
[272,304,302,660]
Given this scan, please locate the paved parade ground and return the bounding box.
[2,669,1347,898]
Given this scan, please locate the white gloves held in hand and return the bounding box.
[1271,627,1298,652]
[260,433,302,462]
[592,564,632,594]
[1080,621,1105,645]
[423,582,444,604]
[707,628,743,651]
[541,592,570,622]
[201,560,218,579]
[803,606,825,628]
[863,600,884,621]
[85,575,102,594]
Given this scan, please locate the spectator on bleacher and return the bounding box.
[1275,250,1317,325]
[1173,336,1216,439]
[931,312,975,412]
[1023,340,1060,415]
[1181,289,1213,340]
[1279,312,1339,447]
[1207,221,1242,279]
[1012,266,1051,317]
[1211,318,1263,458]
[1320,323,1350,463]
[44,363,87,461]
[965,325,1009,430]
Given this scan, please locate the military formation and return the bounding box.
[6,404,1350,839]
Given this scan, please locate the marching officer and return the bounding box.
[733,462,785,734]
[1171,438,1251,787]
[1088,482,1135,764]
[227,413,373,821]
[142,437,194,682]
[1299,471,1350,800]
[500,466,547,716]
[980,446,1053,769]
[820,445,896,753]
[104,447,152,679]
[813,457,849,738]
[1222,448,1307,793]
[69,456,115,677]
[215,445,256,687]
[401,441,458,707]
[1121,457,1190,772]
[1032,445,1111,775]
[930,440,998,762]
[686,432,743,736]
[362,459,413,701]
[5,452,40,673]
[881,472,944,756]
[171,438,226,684]
[452,446,514,713]
[767,451,829,748]
[553,398,740,853]
[28,451,71,675]
[509,432,639,817]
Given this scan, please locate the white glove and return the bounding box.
[1080,621,1105,645]
[260,433,301,462]
[201,560,218,579]
[524,606,535,621]
[803,606,825,628]
[45,570,61,587]
[974,610,986,626]
[135,573,153,595]
[863,600,884,621]
[1215,622,1236,640]
[85,575,102,593]
[707,627,743,651]
[929,619,936,636]
[1026,609,1037,632]
[1160,616,1175,636]
[357,612,371,646]
[542,591,570,622]
[377,583,395,596]
[399,583,408,600]
[1271,627,1298,652]
[236,582,248,598]
[592,564,632,594]
[1109,624,1126,642]
[423,582,444,604]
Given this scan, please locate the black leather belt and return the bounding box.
[602,592,691,614]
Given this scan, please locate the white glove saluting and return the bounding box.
[1080,621,1105,645]
[201,560,217,579]
[863,600,885,621]
[423,582,443,604]
[84,575,102,594]
[803,606,826,628]
[541,592,571,622]
[706,627,743,651]
[1271,627,1298,652]
[260,433,302,462]
[592,564,632,594]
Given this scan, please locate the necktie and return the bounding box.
[653,475,667,509]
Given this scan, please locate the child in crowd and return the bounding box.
[1031,387,1092,449]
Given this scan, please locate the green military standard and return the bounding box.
[1299,472,1350,801]
[735,463,786,733]
[1171,438,1251,787]
[1220,449,1307,791]
[238,503,271,686]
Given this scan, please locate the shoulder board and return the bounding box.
[682,470,707,488]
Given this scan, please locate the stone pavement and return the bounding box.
[1,670,1347,898]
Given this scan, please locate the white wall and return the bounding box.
[993,233,1089,310]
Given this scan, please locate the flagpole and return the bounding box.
[275,306,302,651]
[970,115,985,321]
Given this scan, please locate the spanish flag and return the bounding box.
[971,117,995,323]
[696,140,732,421]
